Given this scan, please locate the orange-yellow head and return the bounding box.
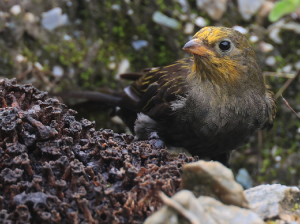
[183,26,262,88]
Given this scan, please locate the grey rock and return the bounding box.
[196,0,228,20]
[238,0,265,21]
[41,7,69,31]
[245,184,300,222]
[152,11,179,29]
[132,40,148,50]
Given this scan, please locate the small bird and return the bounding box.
[57,27,276,165]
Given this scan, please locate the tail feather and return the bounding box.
[49,91,122,107]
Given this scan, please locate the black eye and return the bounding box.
[219,41,231,51]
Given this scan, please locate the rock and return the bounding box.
[184,22,195,34]
[24,12,35,23]
[196,0,228,20]
[41,7,69,31]
[132,40,148,50]
[233,25,248,34]
[238,0,265,21]
[10,5,21,16]
[115,58,130,80]
[182,160,250,208]
[236,168,253,189]
[250,35,259,43]
[259,41,274,53]
[152,11,179,29]
[282,64,293,73]
[194,17,207,28]
[144,190,264,224]
[245,184,300,222]
[265,56,276,66]
[52,65,64,77]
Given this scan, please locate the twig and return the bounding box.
[159,191,200,224]
[263,71,296,79]
[274,71,300,99]
[281,95,300,119]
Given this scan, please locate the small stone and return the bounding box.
[238,0,265,21]
[196,0,228,20]
[63,34,71,41]
[275,156,281,162]
[10,5,21,16]
[236,168,253,190]
[295,61,300,70]
[184,22,195,34]
[282,64,292,73]
[152,11,179,29]
[249,35,259,43]
[233,26,248,34]
[52,66,64,77]
[194,17,207,27]
[269,27,282,44]
[179,14,189,21]
[24,12,35,23]
[108,62,116,70]
[127,9,134,15]
[259,41,274,53]
[42,7,69,31]
[15,54,26,63]
[111,4,120,11]
[132,40,148,50]
[34,62,43,71]
[265,56,276,66]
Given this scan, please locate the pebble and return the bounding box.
[238,0,265,21]
[15,54,26,63]
[152,11,179,29]
[132,40,148,50]
[295,61,300,70]
[183,22,194,34]
[282,64,292,73]
[265,56,276,66]
[34,62,43,71]
[42,7,69,31]
[111,4,121,11]
[24,12,35,23]
[127,9,134,15]
[194,17,206,28]
[259,41,274,53]
[108,62,116,70]
[233,25,248,34]
[196,0,228,20]
[236,168,253,190]
[249,35,259,43]
[10,5,21,16]
[115,58,130,80]
[52,66,64,77]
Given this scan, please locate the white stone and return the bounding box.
[127,9,134,15]
[233,25,248,34]
[132,40,148,50]
[42,7,69,31]
[63,34,71,41]
[282,64,292,73]
[10,5,21,15]
[196,0,228,20]
[259,41,274,53]
[52,65,64,77]
[34,62,43,71]
[152,11,179,29]
[249,35,259,43]
[265,56,276,66]
[16,54,26,63]
[111,4,121,11]
[184,22,194,34]
[194,17,206,28]
[275,156,281,162]
[108,62,116,70]
[115,58,130,80]
[295,61,300,70]
[238,0,265,21]
[24,12,35,23]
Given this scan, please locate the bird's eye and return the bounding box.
[219,41,231,51]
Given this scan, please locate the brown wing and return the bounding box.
[125,57,193,121]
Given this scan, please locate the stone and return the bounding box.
[144,190,264,224]
[194,17,207,27]
[152,11,179,29]
[132,40,148,50]
[182,160,250,208]
[238,0,265,21]
[233,25,248,34]
[196,0,228,20]
[115,58,130,80]
[41,7,69,31]
[52,66,64,77]
[184,22,195,34]
[236,168,253,190]
[10,5,21,16]
[245,184,300,222]
[265,56,276,66]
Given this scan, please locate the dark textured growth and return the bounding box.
[0,78,198,223]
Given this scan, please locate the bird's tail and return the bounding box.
[49,91,122,107]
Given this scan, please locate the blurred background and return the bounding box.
[0,0,300,188]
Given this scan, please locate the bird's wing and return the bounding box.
[126,57,193,121]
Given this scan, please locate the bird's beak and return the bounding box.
[182,39,208,56]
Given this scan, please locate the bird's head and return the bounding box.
[183,26,261,87]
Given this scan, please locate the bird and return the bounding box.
[55,26,276,166]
